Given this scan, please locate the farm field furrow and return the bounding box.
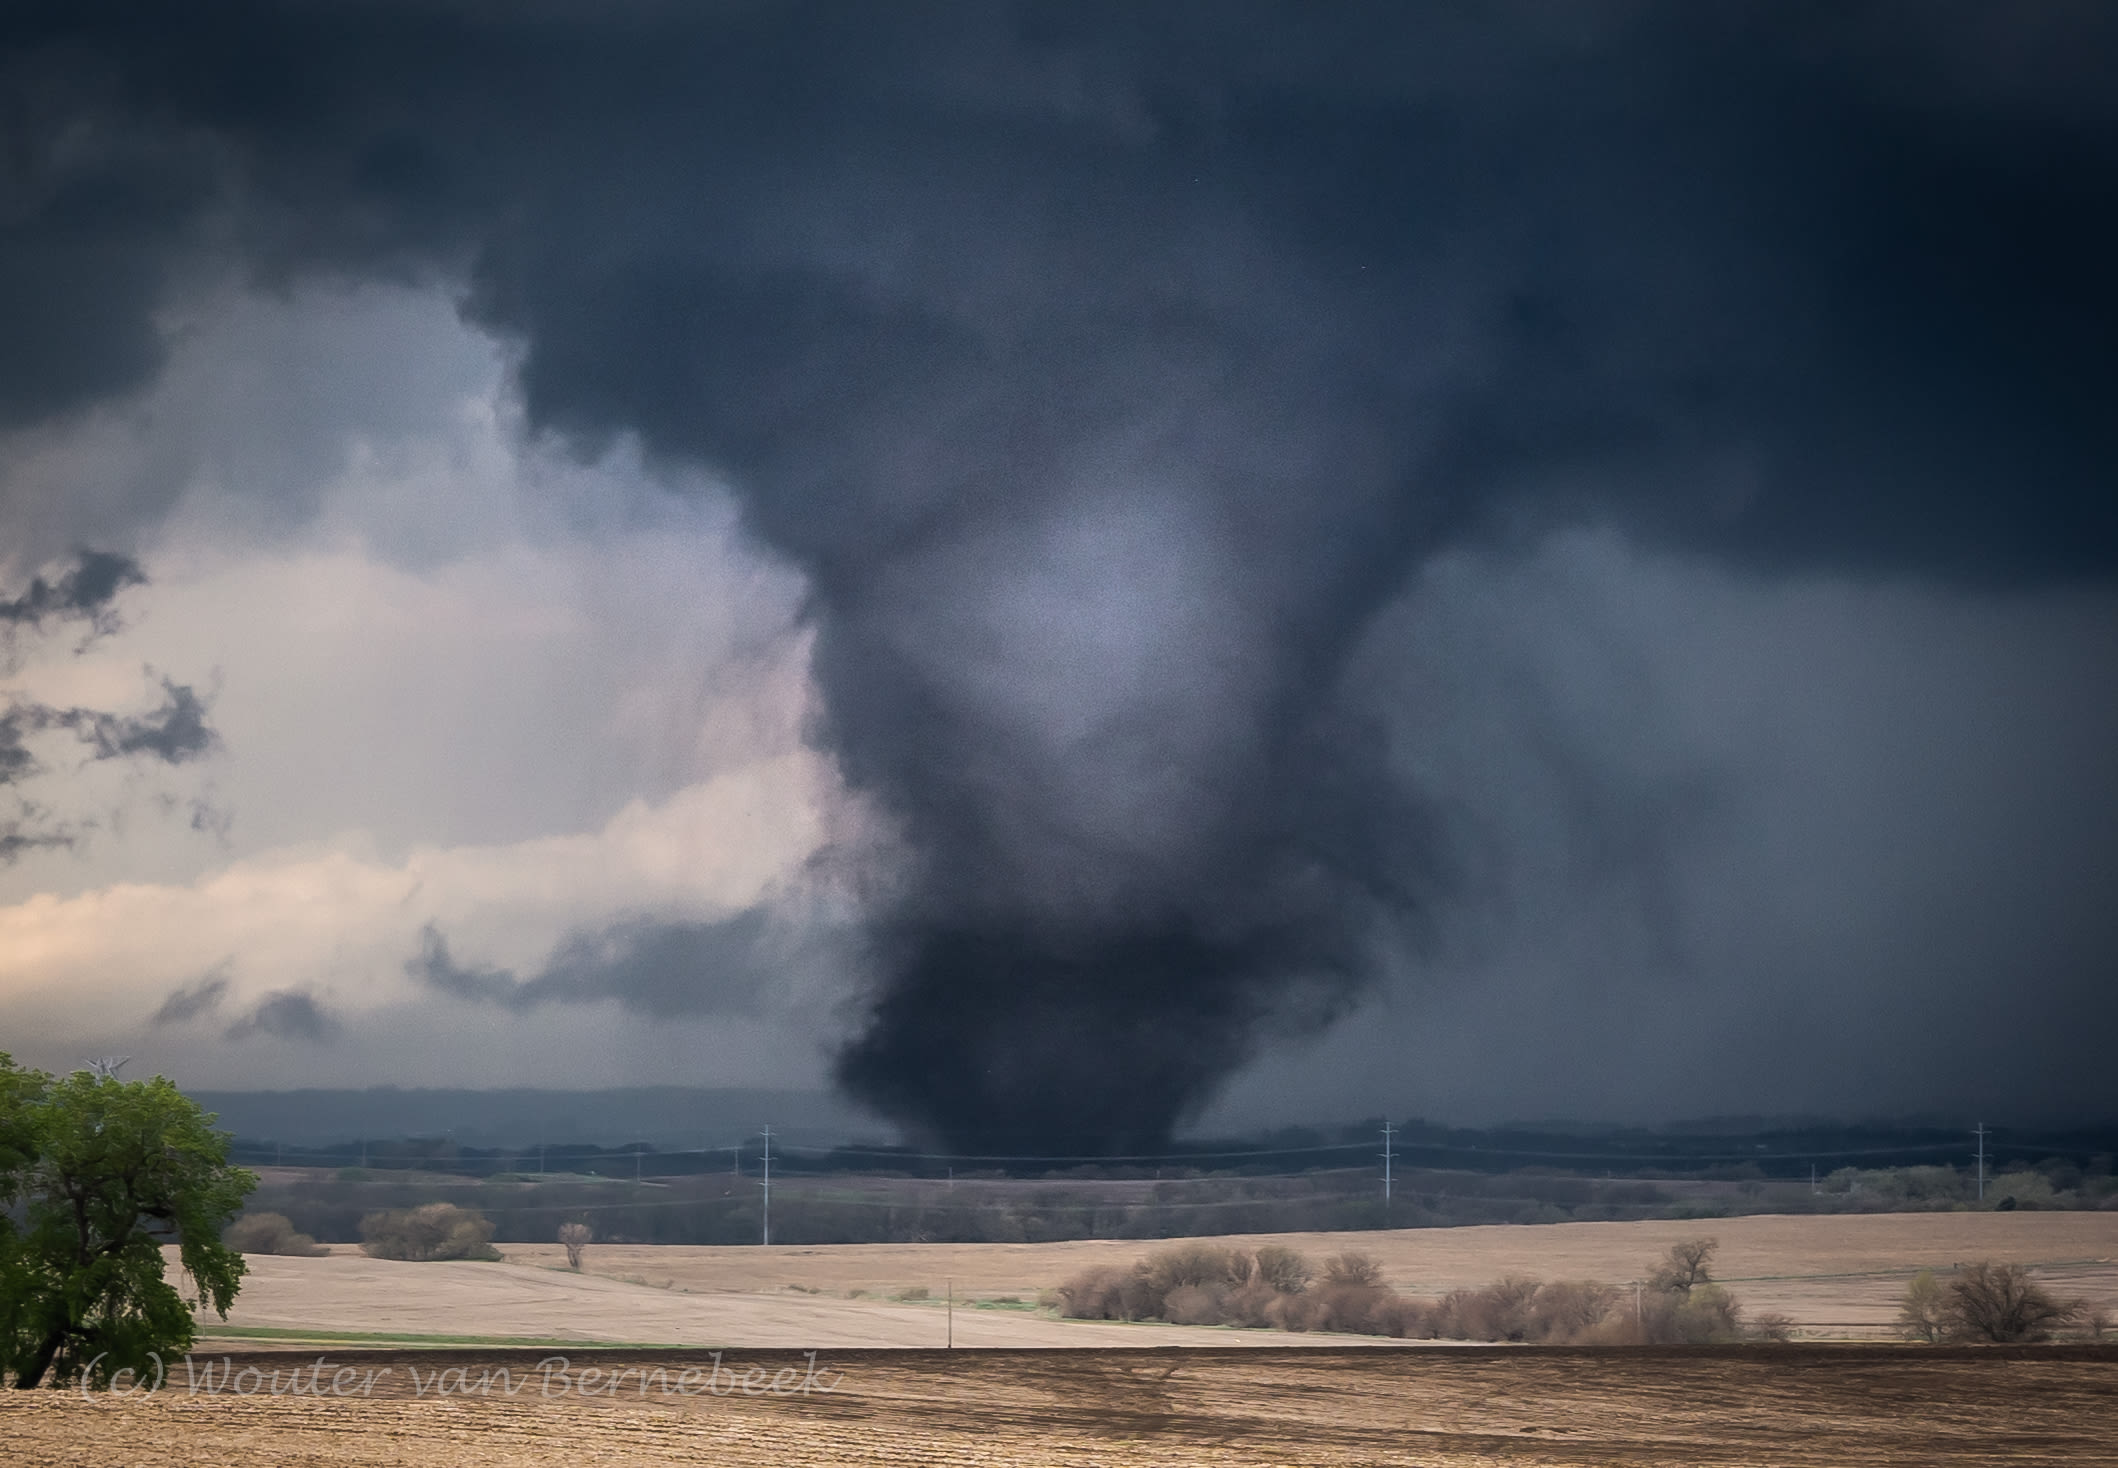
[6,1346,2115,1466]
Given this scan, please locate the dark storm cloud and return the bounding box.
[0,815,69,864]
[0,550,145,633]
[223,988,340,1044]
[2,550,215,859]
[4,2,2115,1144]
[1,679,217,777]
[0,710,36,786]
[67,677,216,763]
[152,965,230,1027]
[6,4,2115,576]
[408,910,775,1019]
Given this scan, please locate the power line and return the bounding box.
[223,1134,2000,1176]
[455,1186,1393,1215]
[237,1135,1901,1168]
[217,1126,2067,1173]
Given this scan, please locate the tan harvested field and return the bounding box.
[196,1249,1324,1348]
[8,1345,2116,1465]
[43,1216,2118,1465]
[192,1209,2118,1348]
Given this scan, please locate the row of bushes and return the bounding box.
[356,1203,501,1260]
[223,1211,328,1256]
[226,1203,504,1260]
[227,1206,602,1267]
[1057,1237,1788,1344]
[1897,1262,2107,1343]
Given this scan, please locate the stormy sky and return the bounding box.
[1,2,2113,1148]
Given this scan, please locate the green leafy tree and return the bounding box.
[0,1056,256,1388]
[0,1057,46,1372]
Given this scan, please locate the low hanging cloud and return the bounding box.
[408,908,777,1020]
[150,964,230,1027]
[222,988,340,1044]
[0,750,838,1083]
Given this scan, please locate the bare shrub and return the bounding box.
[1617,1237,1745,1343]
[1215,1281,1283,1329]
[1263,1288,1316,1331]
[1427,1286,1478,1340]
[1645,1281,1744,1343]
[1141,1243,1247,1293]
[1055,1266,1131,1319]
[1945,1261,2079,1343]
[1574,1312,1644,1346]
[358,1203,500,1261]
[1305,1281,1387,1334]
[1531,1280,1616,1343]
[1291,1283,1428,1338]
[1065,1246,1327,1329]
[1125,1243,1248,1320]
[1425,1278,1615,1343]
[1162,1284,1225,1325]
[1322,1251,1384,1288]
[1252,1244,1313,1293]
[1751,1311,1796,1342]
[1116,1270,1171,1321]
[1485,1276,1543,1340]
[1650,1237,1719,1297]
[1897,1270,1949,1342]
[1373,1293,1430,1338]
[558,1221,592,1270]
[223,1211,328,1257]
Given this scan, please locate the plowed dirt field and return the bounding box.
[7,1345,2114,1465]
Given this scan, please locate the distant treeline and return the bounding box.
[239,1155,2118,1247]
[221,1117,2118,1184]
